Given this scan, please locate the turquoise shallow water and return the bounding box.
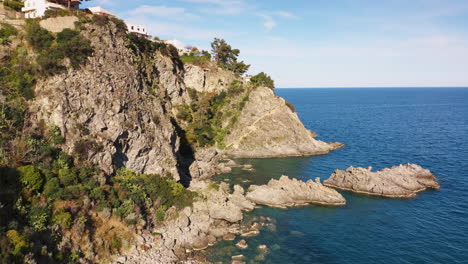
[206,88,468,264]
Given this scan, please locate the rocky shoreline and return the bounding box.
[324,164,440,198]
[111,179,276,264]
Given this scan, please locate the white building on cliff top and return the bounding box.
[22,0,80,18]
[127,24,148,37]
[87,6,116,17]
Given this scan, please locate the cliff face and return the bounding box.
[223,86,342,157]
[184,64,238,93]
[29,22,187,180]
[28,17,340,181]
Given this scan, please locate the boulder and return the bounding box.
[235,239,248,249]
[246,176,346,207]
[324,164,440,198]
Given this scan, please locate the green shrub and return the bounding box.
[285,101,296,112]
[250,72,275,89]
[28,206,50,231]
[6,230,29,256]
[3,0,24,11]
[43,177,62,199]
[227,80,245,96]
[58,168,78,186]
[176,104,192,122]
[53,211,72,229]
[110,237,122,254]
[44,9,72,18]
[56,29,93,68]
[17,165,44,191]
[25,21,55,52]
[55,151,72,169]
[110,17,127,34]
[156,207,165,222]
[114,199,135,219]
[36,47,65,75]
[0,23,18,39]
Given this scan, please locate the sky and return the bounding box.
[82,0,468,88]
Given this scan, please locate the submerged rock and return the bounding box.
[245,176,346,207]
[324,164,440,198]
[235,239,248,249]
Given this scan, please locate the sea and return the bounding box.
[205,88,468,264]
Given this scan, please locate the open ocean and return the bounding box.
[206,88,468,264]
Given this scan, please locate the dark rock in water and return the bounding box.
[324,164,440,198]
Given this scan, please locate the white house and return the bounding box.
[22,0,79,18]
[87,6,116,17]
[127,24,148,37]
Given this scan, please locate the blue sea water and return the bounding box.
[206,88,468,264]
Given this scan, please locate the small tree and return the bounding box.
[17,165,44,192]
[250,72,275,89]
[211,38,250,75]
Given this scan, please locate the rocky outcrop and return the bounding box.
[184,64,238,93]
[112,181,256,263]
[188,149,232,180]
[223,86,343,158]
[324,164,440,198]
[29,20,186,180]
[246,176,346,208]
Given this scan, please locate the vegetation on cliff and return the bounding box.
[176,80,251,149]
[211,38,250,75]
[2,0,24,12]
[1,15,196,263]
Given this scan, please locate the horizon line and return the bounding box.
[276,86,468,89]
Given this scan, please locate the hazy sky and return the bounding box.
[83,0,468,88]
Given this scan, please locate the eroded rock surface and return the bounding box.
[324,164,440,198]
[184,64,238,93]
[112,181,256,263]
[224,87,343,158]
[29,21,185,179]
[246,176,346,207]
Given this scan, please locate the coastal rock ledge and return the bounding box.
[246,176,346,207]
[324,164,440,198]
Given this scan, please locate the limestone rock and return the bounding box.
[324,164,440,198]
[29,21,183,180]
[184,64,238,93]
[224,87,343,158]
[246,176,346,207]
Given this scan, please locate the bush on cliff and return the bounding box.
[211,38,250,75]
[3,0,24,11]
[250,72,275,90]
[56,29,93,68]
[0,23,18,40]
[25,21,55,52]
[17,165,44,192]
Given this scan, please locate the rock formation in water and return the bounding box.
[246,176,346,207]
[324,164,440,198]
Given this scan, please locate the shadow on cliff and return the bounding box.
[112,131,129,170]
[170,117,195,188]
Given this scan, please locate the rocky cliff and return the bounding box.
[223,86,343,157]
[26,19,341,181]
[29,21,189,181]
[1,14,345,263]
